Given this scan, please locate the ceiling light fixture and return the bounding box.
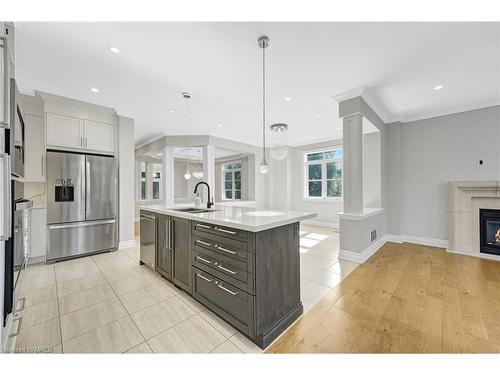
[434,85,443,90]
[258,35,270,174]
[90,88,99,93]
[108,46,120,54]
[168,110,175,114]
[270,123,289,160]
[183,92,192,180]
[316,115,321,118]
[285,97,291,101]
[217,123,223,128]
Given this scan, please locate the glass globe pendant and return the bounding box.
[258,36,269,174]
[183,92,192,180]
[269,123,288,160]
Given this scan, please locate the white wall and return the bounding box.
[363,132,382,208]
[118,116,136,247]
[174,159,203,204]
[387,106,500,241]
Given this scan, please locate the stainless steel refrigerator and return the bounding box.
[46,151,118,262]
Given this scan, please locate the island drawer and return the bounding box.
[193,229,254,253]
[193,221,249,241]
[192,267,255,337]
[193,254,254,295]
[193,235,251,262]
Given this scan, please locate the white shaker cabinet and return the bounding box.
[29,208,46,260]
[24,114,45,181]
[46,112,115,154]
[46,112,84,150]
[84,120,115,154]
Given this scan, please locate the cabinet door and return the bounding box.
[156,215,172,281]
[24,114,45,181]
[173,217,192,292]
[46,113,84,149]
[84,120,115,154]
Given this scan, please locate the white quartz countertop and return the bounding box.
[139,204,317,232]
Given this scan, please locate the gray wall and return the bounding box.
[386,106,500,240]
[118,116,136,246]
[363,132,382,208]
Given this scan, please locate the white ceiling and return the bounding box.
[15,22,500,147]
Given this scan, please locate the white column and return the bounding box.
[343,113,364,214]
[202,145,215,204]
[162,147,175,206]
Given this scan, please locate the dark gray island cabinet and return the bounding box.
[139,209,304,349]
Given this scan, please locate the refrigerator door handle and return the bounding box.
[48,219,116,230]
[85,160,90,218]
[1,37,9,129]
[0,154,11,240]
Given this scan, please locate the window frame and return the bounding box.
[222,161,242,201]
[303,146,343,201]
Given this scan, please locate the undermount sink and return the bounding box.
[171,208,217,213]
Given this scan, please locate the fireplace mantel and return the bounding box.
[448,181,500,260]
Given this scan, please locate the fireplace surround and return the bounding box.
[480,209,500,256]
[448,181,500,260]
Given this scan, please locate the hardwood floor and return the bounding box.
[266,242,500,353]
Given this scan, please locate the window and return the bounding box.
[304,148,343,199]
[152,164,162,200]
[140,162,146,200]
[222,162,242,200]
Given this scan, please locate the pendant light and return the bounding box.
[270,123,289,160]
[183,92,192,180]
[258,36,269,174]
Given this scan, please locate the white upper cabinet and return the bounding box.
[46,112,84,149]
[24,114,45,181]
[46,112,116,154]
[84,120,115,154]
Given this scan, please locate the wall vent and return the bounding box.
[370,228,377,243]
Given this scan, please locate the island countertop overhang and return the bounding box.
[138,204,317,232]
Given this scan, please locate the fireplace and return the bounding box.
[480,209,500,256]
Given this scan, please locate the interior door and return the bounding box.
[85,155,117,221]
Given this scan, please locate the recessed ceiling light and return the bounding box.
[90,88,99,93]
[316,115,321,119]
[217,124,223,128]
[285,97,291,101]
[168,110,175,114]
[337,127,342,130]
[434,85,443,90]
[108,46,120,54]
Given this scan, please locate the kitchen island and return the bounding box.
[139,204,316,349]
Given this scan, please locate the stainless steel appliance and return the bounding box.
[13,195,32,270]
[139,211,156,270]
[46,151,118,262]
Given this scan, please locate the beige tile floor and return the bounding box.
[8,224,355,354]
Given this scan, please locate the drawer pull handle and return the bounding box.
[196,273,213,283]
[217,283,239,296]
[196,240,212,247]
[215,245,237,255]
[196,256,212,265]
[217,264,239,275]
[216,227,237,235]
[196,223,211,229]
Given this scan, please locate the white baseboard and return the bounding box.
[118,239,137,250]
[339,235,388,264]
[401,235,448,249]
[446,248,500,262]
[385,234,403,243]
[301,219,339,230]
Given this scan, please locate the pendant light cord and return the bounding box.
[185,95,189,171]
[262,43,266,163]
